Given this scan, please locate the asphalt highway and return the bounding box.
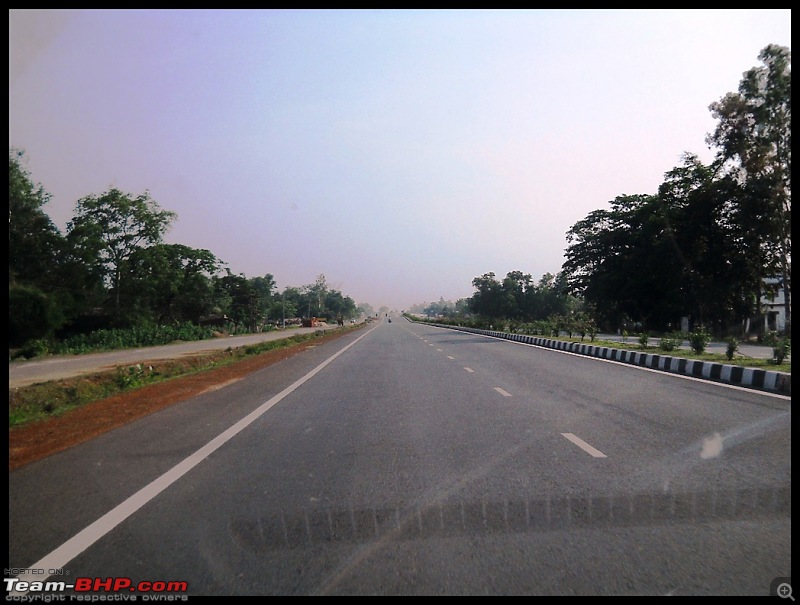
[8,317,791,595]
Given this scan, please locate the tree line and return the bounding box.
[563,45,789,337]
[10,45,790,350]
[9,160,360,350]
[448,45,790,339]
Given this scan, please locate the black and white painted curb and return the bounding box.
[409,320,791,396]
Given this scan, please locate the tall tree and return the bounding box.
[502,271,532,319]
[8,148,62,286]
[66,188,177,322]
[658,154,752,332]
[249,273,277,328]
[8,148,72,345]
[562,194,684,331]
[707,44,791,333]
[120,244,221,324]
[469,272,504,318]
[323,289,357,320]
[251,273,277,304]
[282,286,305,320]
[302,274,329,318]
[213,270,256,330]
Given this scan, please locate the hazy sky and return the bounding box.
[9,9,791,311]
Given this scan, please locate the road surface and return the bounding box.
[9,318,791,595]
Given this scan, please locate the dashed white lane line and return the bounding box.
[447,355,455,360]
[436,348,443,352]
[494,387,512,397]
[561,433,607,458]
[464,367,474,373]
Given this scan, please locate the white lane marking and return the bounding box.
[458,329,791,401]
[447,355,455,360]
[429,343,435,347]
[494,387,512,397]
[11,323,382,591]
[436,348,443,352]
[561,433,607,458]
[464,367,474,373]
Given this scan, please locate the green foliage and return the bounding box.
[708,45,791,328]
[638,333,650,348]
[765,331,791,365]
[659,332,683,352]
[468,270,578,325]
[121,244,221,325]
[67,188,177,320]
[8,149,364,350]
[9,284,65,347]
[9,148,62,285]
[19,338,53,359]
[516,320,554,336]
[688,329,711,355]
[725,336,739,361]
[9,327,358,428]
[114,364,150,389]
[50,322,216,355]
[562,46,791,335]
[573,312,595,341]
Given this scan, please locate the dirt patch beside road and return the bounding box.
[9,329,354,472]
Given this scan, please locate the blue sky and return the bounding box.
[9,9,791,311]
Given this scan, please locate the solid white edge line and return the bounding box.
[11,323,381,593]
[424,326,791,401]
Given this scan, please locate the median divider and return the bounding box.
[407,319,791,396]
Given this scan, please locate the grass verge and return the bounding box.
[9,326,362,429]
[550,336,791,374]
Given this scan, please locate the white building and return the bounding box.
[762,277,789,333]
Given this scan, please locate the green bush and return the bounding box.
[688,329,711,355]
[20,338,53,359]
[765,331,791,365]
[55,322,217,355]
[575,314,597,342]
[659,332,683,352]
[638,333,650,348]
[114,365,146,389]
[725,336,739,361]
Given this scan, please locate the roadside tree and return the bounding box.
[66,188,177,322]
[707,44,791,334]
